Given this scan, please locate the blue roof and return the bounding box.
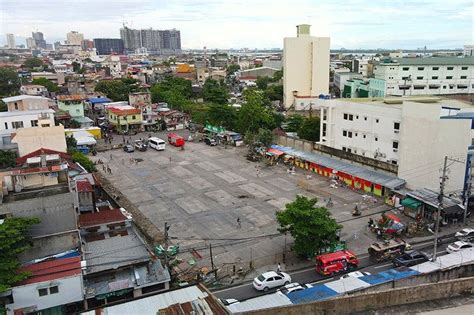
[287,284,339,304]
[360,268,419,285]
[88,97,111,104]
[271,145,406,190]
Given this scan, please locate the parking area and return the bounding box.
[95,130,389,274]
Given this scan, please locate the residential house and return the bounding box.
[2,95,50,112]
[31,72,65,86]
[19,85,48,96]
[129,92,156,130]
[12,125,67,157]
[57,95,93,127]
[106,106,142,133]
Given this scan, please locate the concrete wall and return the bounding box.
[247,277,474,315]
[6,98,49,111]
[18,231,80,263]
[7,275,83,314]
[12,125,67,157]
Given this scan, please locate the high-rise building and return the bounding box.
[81,39,94,50]
[32,31,47,49]
[93,38,124,55]
[66,31,84,46]
[120,26,181,54]
[26,37,36,49]
[283,24,330,109]
[6,33,15,49]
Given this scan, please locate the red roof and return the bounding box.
[76,179,93,192]
[108,107,141,116]
[17,257,81,285]
[78,209,127,228]
[16,148,70,165]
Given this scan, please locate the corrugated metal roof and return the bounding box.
[287,285,338,304]
[17,256,82,285]
[271,145,405,189]
[325,277,371,294]
[226,293,292,313]
[1,95,49,102]
[410,247,474,274]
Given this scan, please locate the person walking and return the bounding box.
[277,263,281,273]
[109,153,113,161]
[237,217,241,229]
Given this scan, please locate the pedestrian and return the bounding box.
[102,164,106,172]
[107,165,112,174]
[169,156,172,163]
[277,263,281,273]
[109,153,113,161]
[122,136,125,144]
[237,217,241,229]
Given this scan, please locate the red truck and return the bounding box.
[167,133,185,147]
[315,250,359,276]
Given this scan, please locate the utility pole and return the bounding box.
[209,243,217,279]
[433,156,448,260]
[464,164,472,224]
[164,222,170,268]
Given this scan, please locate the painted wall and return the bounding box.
[12,125,67,157]
[57,101,85,118]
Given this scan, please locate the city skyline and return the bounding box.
[0,0,473,49]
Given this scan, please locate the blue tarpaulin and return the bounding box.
[287,284,339,304]
[360,268,419,285]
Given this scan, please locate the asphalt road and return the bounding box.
[213,240,450,301]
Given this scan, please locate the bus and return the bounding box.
[148,137,166,151]
[315,250,359,276]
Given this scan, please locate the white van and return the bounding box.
[148,137,166,151]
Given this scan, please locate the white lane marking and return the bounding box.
[213,282,252,293]
[374,263,392,269]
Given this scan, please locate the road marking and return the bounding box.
[213,282,252,293]
[374,263,392,269]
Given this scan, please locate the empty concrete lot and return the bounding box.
[97,133,385,271]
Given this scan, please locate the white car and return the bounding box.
[277,282,313,295]
[446,241,473,253]
[340,271,371,279]
[455,228,474,240]
[253,271,291,291]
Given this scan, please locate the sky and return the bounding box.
[0,0,473,49]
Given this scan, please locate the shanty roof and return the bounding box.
[407,188,463,211]
[57,95,85,101]
[78,209,127,228]
[271,145,406,190]
[1,95,49,103]
[76,179,93,192]
[16,256,82,286]
[107,106,141,115]
[88,97,111,104]
[16,148,69,165]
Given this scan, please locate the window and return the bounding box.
[461,76,467,79]
[12,121,24,129]
[432,67,439,70]
[449,85,455,89]
[356,115,359,119]
[343,130,347,137]
[30,120,38,127]
[348,131,353,138]
[355,133,358,137]
[402,76,410,80]
[375,137,378,141]
[349,114,353,121]
[342,147,347,152]
[393,141,399,149]
[343,113,348,120]
[462,66,468,70]
[49,286,59,294]
[394,122,400,130]
[447,67,454,70]
[417,67,424,70]
[375,119,379,123]
[363,134,366,139]
[4,122,7,130]
[364,116,367,121]
[347,148,352,153]
[402,67,409,71]
[132,115,136,120]
[432,76,438,79]
[416,76,423,80]
[14,102,18,110]
[38,288,48,296]
[413,86,425,90]
[391,160,398,165]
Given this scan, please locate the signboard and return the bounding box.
[205,124,225,133]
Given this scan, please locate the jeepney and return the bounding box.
[368,239,411,262]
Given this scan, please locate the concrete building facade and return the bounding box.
[120,27,181,55]
[6,33,15,49]
[283,24,330,109]
[93,38,124,55]
[66,31,84,46]
[2,95,50,112]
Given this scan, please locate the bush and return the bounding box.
[71,151,96,172]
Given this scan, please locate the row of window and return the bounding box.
[38,285,59,296]
[343,114,401,131]
[402,66,469,71]
[399,84,471,90]
[341,147,399,164]
[3,120,42,130]
[402,76,468,80]
[109,115,137,120]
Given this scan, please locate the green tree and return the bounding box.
[276,196,341,257]
[202,79,228,105]
[271,69,283,82]
[286,114,305,132]
[207,103,236,130]
[72,61,81,73]
[226,64,240,77]
[66,135,77,153]
[23,57,43,69]
[256,128,273,147]
[32,77,60,92]
[0,217,41,292]
[0,67,20,97]
[265,84,283,101]
[256,76,270,90]
[0,150,17,169]
[150,76,193,107]
[95,78,140,101]
[236,90,274,134]
[298,116,320,142]
[71,151,96,172]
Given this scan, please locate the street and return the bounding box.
[213,240,449,301]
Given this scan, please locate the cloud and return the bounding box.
[0,0,471,49]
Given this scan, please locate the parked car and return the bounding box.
[340,271,371,279]
[253,271,291,292]
[277,282,313,295]
[204,137,217,146]
[134,140,148,151]
[446,241,473,253]
[455,228,474,240]
[392,251,429,267]
[123,144,135,153]
[459,234,474,243]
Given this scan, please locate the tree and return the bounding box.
[0,217,41,292]
[95,78,141,101]
[72,61,81,73]
[207,103,236,130]
[0,150,17,169]
[271,69,283,82]
[0,101,6,112]
[256,128,273,147]
[236,90,274,134]
[23,57,43,69]
[226,64,240,78]
[32,77,60,92]
[0,67,20,97]
[150,76,193,107]
[286,114,305,132]
[265,84,283,102]
[66,135,77,153]
[276,196,341,257]
[298,116,320,142]
[71,151,96,172]
[202,79,228,105]
[256,76,270,90]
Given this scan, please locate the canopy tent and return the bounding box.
[401,197,423,209]
[267,148,285,156]
[72,130,96,146]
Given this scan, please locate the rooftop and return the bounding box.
[88,97,111,104]
[1,95,49,103]
[78,209,128,228]
[379,57,474,66]
[0,109,54,118]
[57,95,85,101]
[16,256,82,286]
[76,179,93,193]
[107,106,141,115]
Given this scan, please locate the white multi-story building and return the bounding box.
[464,45,474,57]
[318,97,473,192]
[20,85,48,96]
[2,95,50,111]
[6,33,15,49]
[373,57,474,96]
[283,24,330,109]
[66,31,84,46]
